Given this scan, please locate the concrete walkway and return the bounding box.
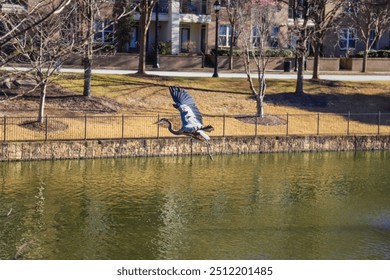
[2,66,390,81]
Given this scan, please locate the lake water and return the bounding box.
[1,151,390,260]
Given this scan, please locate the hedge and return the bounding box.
[210,48,295,57]
[355,50,390,58]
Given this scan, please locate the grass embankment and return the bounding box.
[54,74,390,137]
[56,74,390,113]
[1,73,390,139]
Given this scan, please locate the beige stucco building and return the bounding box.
[1,0,390,58]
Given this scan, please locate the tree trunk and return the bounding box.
[228,44,234,70]
[83,56,92,97]
[312,41,320,80]
[256,94,264,117]
[38,83,47,123]
[228,25,235,70]
[257,77,266,117]
[83,3,93,97]
[137,12,147,74]
[295,55,304,94]
[362,49,368,73]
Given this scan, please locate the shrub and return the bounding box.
[267,48,295,57]
[92,43,116,53]
[101,44,116,53]
[355,50,390,58]
[159,41,172,55]
[211,48,294,57]
[151,41,172,55]
[377,50,390,58]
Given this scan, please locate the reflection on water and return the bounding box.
[1,151,390,260]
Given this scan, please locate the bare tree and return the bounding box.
[237,0,279,117]
[309,0,344,79]
[77,0,137,97]
[284,0,313,94]
[0,0,72,49]
[78,0,95,97]
[1,0,137,121]
[114,0,136,52]
[137,0,158,74]
[343,0,390,72]
[1,1,78,122]
[225,0,246,70]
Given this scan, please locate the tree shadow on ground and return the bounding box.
[265,90,390,126]
[92,74,249,95]
[0,83,123,114]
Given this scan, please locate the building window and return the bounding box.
[339,28,357,50]
[180,0,198,14]
[201,25,206,53]
[180,25,191,52]
[201,0,207,14]
[252,26,279,48]
[252,27,260,47]
[369,29,377,49]
[219,25,232,47]
[61,19,77,45]
[129,27,138,51]
[288,0,307,19]
[270,26,279,48]
[288,31,297,50]
[94,19,114,44]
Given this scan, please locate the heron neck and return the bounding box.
[165,120,182,135]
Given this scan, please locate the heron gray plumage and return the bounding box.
[155,86,214,159]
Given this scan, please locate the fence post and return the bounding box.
[255,115,258,137]
[223,114,226,137]
[45,115,48,141]
[156,114,160,138]
[122,114,125,140]
[347,112,350,135]
[317,113,320,135]
[84,115,87,140]
[286,113,289,136]
[378,111,381,135]
[3,114,6,143]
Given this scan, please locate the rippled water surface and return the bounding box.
[1,151,390,260]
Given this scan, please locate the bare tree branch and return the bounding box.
[237,0,280,116]
[342,0,390,72]
[0,0,73,49]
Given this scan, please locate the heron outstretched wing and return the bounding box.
[169,86,204,130]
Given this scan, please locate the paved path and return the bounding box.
[145,70,390,81]
[2,66,390,81]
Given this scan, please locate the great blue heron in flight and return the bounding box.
[155,86,214,159]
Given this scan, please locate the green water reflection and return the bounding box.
[1,151,390,260]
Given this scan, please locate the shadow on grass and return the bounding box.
[265,91,390,126]
[50,75,390,127]
[20,120,68,132]
[83,75,390,126]
[91,74,250,95]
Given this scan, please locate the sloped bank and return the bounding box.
[1,135,389,161]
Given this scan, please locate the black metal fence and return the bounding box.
[1,112,390,142]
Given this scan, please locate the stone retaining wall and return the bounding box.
[306,58,340,71]
[340,58,390,72]
[63,54,204,70]
[1,135,389,161]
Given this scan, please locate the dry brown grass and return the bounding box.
[54,74,390,115]
[1,73,389,140]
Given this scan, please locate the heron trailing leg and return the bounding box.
[205,141,214,161]
[193,135,213,160]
